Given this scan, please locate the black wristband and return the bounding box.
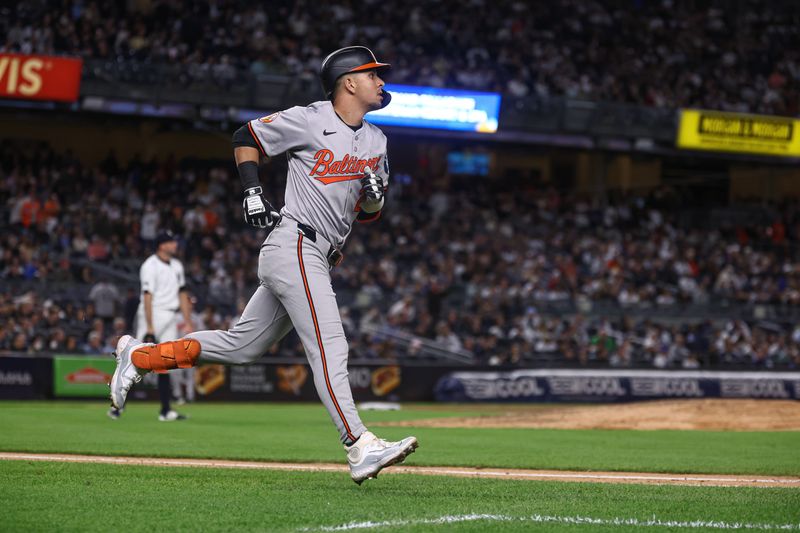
[237,161,260,190]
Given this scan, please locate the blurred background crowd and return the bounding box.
[1,0,797,115]
[1,0,798,369]
[2,140,800,369]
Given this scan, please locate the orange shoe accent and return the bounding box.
[132,339,201,372]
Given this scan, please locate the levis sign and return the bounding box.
[0,54,83,102]
[311,149,381,184]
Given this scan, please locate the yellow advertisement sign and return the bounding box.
[677,109,800,158]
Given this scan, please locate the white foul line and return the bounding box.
[1,452,799,488]
[300,513,800,531]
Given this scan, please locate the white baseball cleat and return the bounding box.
[109,335,150,410]
[345,431,418,485]
[158,410,188,422]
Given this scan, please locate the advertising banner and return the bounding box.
[677,109,800,158]
[191,362,449,402]
[53,356,116,397]
[0,356,51,399]
[12,356,798,403]
[193,363,313,401]
[434,369,800,403]
[0,53,83,102]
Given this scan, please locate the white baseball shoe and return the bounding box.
[109,335,150,410]
[158,410,188,422]
[345,431,418,485]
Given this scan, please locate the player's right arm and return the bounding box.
[143,291,155,340]
[231,134,279,229]
[140,260,156,341]
[231,108,307,228]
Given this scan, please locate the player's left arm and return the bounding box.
[357,144,389,223]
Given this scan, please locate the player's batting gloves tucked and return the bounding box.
[243,186,280,229]
[360,167,384,203]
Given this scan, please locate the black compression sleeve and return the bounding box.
[232,124,258,149]
[237,161,260,190]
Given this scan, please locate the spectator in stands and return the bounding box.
[81,331,104,354]
[140,203,159,246]
[1,1,798,115]
[88,276,121,324]
[4,140,800,369]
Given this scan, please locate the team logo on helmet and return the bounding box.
[259,112,279,123]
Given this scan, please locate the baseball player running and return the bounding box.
[110,46,417,484]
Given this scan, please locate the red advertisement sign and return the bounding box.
[0,53,83,102]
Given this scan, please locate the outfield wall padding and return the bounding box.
[1,355,798,402]
[433,369,800,402]
[0,356,52,399]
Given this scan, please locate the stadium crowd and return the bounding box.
[1,0,798,115]
[2,141,800,369]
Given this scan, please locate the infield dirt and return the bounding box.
[380,399,800,431]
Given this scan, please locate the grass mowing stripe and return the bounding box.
[2,402,800,475]
[302,514,800,531]
[3,461,798,532]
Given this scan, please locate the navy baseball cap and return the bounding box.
[155,230,177,247]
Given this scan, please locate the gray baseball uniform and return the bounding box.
[187,100,389,443]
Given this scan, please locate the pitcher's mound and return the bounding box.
[382,399,800,431]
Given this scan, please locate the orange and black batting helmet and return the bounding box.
[320,46,391,107]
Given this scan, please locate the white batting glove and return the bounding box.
[360,167,384,203]
[243,187,280,229]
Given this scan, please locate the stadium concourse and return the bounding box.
[2,141,800,370]
[1,0,797,116]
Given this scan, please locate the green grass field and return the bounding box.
[1,401,799,532]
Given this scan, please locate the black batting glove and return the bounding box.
[143,333,157,343]
[360,167,384,203]
[243,186,280,229]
